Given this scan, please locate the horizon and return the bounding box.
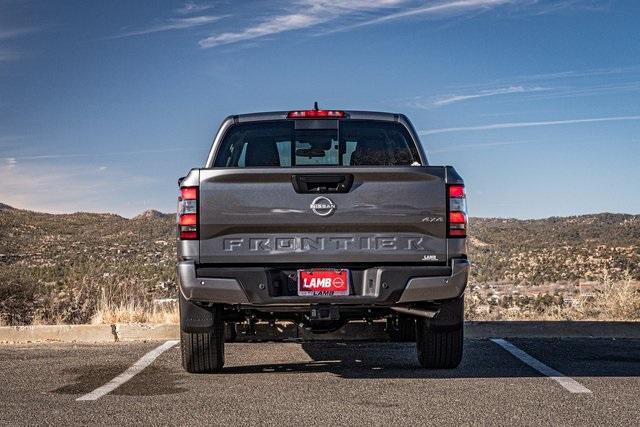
[2,200,637,222]
[1,0,639,218]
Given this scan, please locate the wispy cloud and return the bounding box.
[191,0,607,49]
[0,51,19,62]
[0,27,41,63]
[397,65,640,110]
[0,147,193,162]
[420,115,640,135]
[110,15,225,39]
[198,0,409,48]
[0,160,159,216]
[480,65,640,88]
[321,0,513,35]
[517,81,640,102]
[0,27,38,40]
[176,2,215,15]
[529,0,609,15]
[431,85,549,107]
[429,139,534,153]
[197,0,596,49]
[4,157,17,169]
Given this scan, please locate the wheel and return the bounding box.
[224,322,237,343]
[180,305,225,373]
[416,320,463,368]
[387,315,416,342]
[415,296,464,369]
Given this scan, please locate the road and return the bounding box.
[1,338,639,425]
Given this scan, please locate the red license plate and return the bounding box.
[297,269,349,296]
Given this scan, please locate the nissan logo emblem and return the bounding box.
[310,196,336,217]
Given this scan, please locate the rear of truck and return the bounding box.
[177,110,469,372]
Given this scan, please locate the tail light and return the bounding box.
[447,184,467,238]
[178,186,198,240]
[287,110,345,118]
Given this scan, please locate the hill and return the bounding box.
[0,207,176,324]
[469,214,640,285]
[0,206,638,325]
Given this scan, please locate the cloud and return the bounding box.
[429,139,534,153]
[198,0,407,48]
[0,160,156,216]
[176,2,215,15]
[321,0,513,35]
[0,147,192,162]
[420,115,640,135]
[0,51,19,62]
[191,0,601,48]
[110,15,225,39]
[529,0,609,15]
[480,65,640,88]
[0,27,41,63]
[0,27,38,40]
[516,81,640,102]
[398,65,640,110]
[431,85,549,106]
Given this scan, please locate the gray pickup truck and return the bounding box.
[177,108,469,373]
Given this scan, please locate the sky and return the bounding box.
[1,0,639,219]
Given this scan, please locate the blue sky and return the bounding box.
[1,0,639,218]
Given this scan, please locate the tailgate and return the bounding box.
[198,166,447,264]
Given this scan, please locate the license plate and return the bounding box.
[297,269,349,296]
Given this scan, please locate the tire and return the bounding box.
[387,315,416,342]
[180,306,225,373]
[416,319,463,369]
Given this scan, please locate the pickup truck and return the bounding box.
[177,108,469,373]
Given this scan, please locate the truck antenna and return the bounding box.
[313,101,319,110]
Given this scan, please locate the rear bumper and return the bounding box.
[178,259,469,308]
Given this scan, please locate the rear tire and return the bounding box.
[416,296,464,369]
[180,306,225,373]
[416,321,463,368]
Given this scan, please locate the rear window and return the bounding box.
[212,120,421,167]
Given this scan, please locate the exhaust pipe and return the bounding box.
[391,306,438,319]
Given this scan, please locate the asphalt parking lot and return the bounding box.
[1,338,639,426]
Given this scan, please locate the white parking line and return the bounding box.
[491,338,592,394]
[76,340,179,401]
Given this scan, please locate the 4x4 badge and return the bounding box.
[310,196,336,217]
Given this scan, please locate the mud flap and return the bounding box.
[429,295,464,330]
[179,292,216,333]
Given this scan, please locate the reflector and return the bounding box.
[179,230,197,240]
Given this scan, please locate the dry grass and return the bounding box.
[91,302,178,325]
[88,275,640,325]
[466,273,640,321]
[90,292,178,325]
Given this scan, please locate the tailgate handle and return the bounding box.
[291,174,353,193]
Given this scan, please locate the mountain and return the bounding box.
[0,205,638,325]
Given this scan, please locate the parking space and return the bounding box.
[1,338,639,425]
